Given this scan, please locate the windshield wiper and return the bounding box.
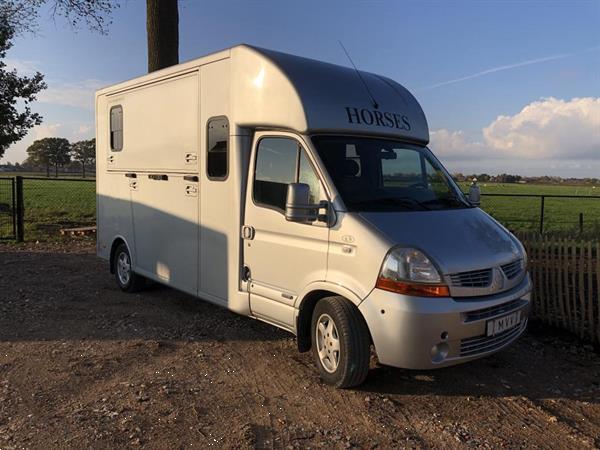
[349,196,430,211]
[422,196,469,208]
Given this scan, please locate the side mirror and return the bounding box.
[285,183,319,223]
[468,178,481,207]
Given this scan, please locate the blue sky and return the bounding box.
[3,0,600,176]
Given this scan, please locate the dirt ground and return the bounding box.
[0,241,599,449]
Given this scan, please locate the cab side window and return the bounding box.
[253,137,323,213]
[254,138,298,211]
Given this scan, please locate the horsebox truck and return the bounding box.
[96,45,531,388]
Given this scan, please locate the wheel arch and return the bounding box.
[109,236,133,274]
[295,282,366,353]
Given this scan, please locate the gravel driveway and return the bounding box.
[0,242,599,449]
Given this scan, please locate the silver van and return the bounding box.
[96,45,531,388]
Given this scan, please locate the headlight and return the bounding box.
[376,247,450,297]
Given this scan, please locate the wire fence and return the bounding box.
[479,194,600,235]
[23,177,95,239]
[0,176,95,241]
[0,176,599,241]
[0,178,16,240]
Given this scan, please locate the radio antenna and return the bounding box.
[338,40,379,109]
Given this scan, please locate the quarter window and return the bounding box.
[110,105,123,151]
[207,117,229,180]
[299,150,321,204]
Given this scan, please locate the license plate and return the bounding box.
[486,311,521,336]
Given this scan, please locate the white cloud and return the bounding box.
[429,129,485,160]
[431,97,600,160]
[33,123,64,139]
[483,97,600,159]
[38,79,105,110]
[429,97,600,177]
[3,58,41,75]
[3,58,107,110]
[73,124,93,138]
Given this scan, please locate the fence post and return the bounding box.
[15,176,24,242]
[539,195,545,234]
[11,177,17,239]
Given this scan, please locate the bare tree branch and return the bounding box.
[0,0,119,35]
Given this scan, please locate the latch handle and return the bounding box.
[241,225,255,240]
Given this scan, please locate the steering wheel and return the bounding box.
[408,182,428,190]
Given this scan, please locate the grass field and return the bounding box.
[1,176,599,240]
[0,176,95,240]
[459,182,600,233]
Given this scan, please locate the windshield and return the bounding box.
[312,136,471,212]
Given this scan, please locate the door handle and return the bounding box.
[185,185,198,196]
[148,174,168,181]
[241,225,255,240]
[185,153,197,164]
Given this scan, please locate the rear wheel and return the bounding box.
[113,243,145,292]
[311,296,371,388]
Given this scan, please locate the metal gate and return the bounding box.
[0,178,16,240]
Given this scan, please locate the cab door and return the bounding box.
[243,132,329,329]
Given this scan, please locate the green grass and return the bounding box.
[460,182,600,234]
[0,176,95,240]
[459,182,600,196]
[1,177,599,241]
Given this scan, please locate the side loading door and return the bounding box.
[130,173,199,296]
[243,132,329,329]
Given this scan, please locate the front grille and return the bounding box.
[464,299,526,322]
[501,259,523,280]
[460,321,526,357]
[449,268,492,288]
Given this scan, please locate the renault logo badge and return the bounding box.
[490,268,505,292]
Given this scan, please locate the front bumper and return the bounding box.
[358,274,532,370]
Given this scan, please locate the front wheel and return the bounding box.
[311,296,371,388]
[113,243,145,293]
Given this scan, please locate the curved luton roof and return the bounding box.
[97,44,430,144]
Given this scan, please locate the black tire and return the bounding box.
[113,243,145,293]
[310,296,371,388]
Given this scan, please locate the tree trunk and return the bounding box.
[146,0,179,73]
[82,161,86,178]
[46,164,50,178]
[55,164,58,177]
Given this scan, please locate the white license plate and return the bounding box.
[486,311,521,336]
